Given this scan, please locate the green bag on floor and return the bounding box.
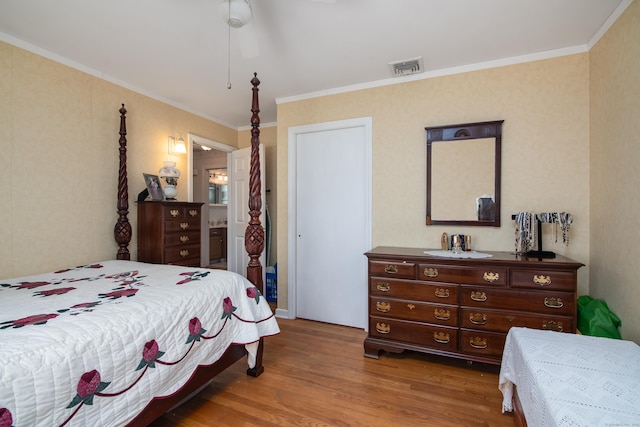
[577,295,622,339]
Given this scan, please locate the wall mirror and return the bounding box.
[208,168,228,205]
[426,120,503,227]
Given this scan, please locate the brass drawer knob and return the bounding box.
[169,209,180,217]
[544,297,564,309]
[434,308,451,321]
[180,235,189,243]
[434,288,450,298]
[179,250,190,258]
[483,271,500,283]
[433,331,450,344]
[375,301,391,313]
[533,275,552,286]
[407,303,416,310]
[470,291,487,302]
[424,267,439,278]
[375,323,390,334]
[376,282,390,292]
[469,337,488,349]
[384,265,398,274]
[542,320,564,331]
[180,222,189,230]
[469,312,487,325]
[189,209,199,217]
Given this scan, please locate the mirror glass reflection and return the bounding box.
[208,169,228,205]
[431,138,495,221]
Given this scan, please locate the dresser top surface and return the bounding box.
[365,246,584,269]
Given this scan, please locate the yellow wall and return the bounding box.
[590,0,640,342]
[276,54,591,311]
[0,41,238,278]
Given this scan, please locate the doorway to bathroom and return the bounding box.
[188,134,233,269]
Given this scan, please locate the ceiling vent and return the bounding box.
[388,56,424,77]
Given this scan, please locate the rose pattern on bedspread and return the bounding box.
[0,261,280,426]
[0,268,253,331]
[53,294,273,427]
[0,407,13,427]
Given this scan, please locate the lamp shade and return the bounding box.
[159,161,180,178]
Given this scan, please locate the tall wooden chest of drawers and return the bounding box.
[364,246,583,365]
[137,201,204,267]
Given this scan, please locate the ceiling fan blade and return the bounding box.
[237,14,259,58]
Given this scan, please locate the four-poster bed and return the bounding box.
[0,75,277,426]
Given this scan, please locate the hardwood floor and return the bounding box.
[149,318,514,426]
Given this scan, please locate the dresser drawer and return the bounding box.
[164,206,201,220]
[460,287,575,315]
[460,308,574,333]
[370,278,458,304]
[459,329,506,358]
[165,230,200,247]
[418,264,507,286]
[164,219,200,233]
[164,244,200,265]
[510,269,576,291]
[369,316,458,351]
[369,260,416,279]
[370,297,458,326]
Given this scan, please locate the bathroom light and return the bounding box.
[168,135,187,154]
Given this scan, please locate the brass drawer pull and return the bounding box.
[375,323,390,334]
[424,267,439,278]
[469,337,488,349]
[433,331,450,344]
[169,209,180,217]
[376,282,390,292]
[180,222,189,230]
[434,288,450,298]
[384,265,398,274]
[533,275,552,286]
[180,235,189,243]
[542,320,564,332]
[407,303,416,310]
[189,209,199,217]
[375,301,390,313]
[179,250,190,258]
[469,313,487,325]
[544,297,564,309]
[483,272,500,283]
[434,308,451,321]
[470,291,487,302]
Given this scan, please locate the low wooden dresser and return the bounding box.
[137,201,204,267]
[364,246,584,365]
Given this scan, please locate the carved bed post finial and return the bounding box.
[114,104,132,260]
[245,73,264,293]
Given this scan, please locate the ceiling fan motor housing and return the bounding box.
[221,0,252,28]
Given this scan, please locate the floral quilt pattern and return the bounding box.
[0,261,279,427]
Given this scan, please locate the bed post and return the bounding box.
[246,73,265,377]
[245,73,264,293]
[114,104,132,260]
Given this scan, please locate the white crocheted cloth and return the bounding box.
[499,327,640,426]
[423,250,493,259]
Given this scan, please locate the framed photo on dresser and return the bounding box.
[143,173,164,201]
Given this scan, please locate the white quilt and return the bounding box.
[0,260,280,426]
[499,327,640,426]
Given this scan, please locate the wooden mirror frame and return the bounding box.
[425,120,503,227]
